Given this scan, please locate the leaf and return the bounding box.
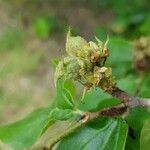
[78,87,120,112]
[49,108,74,121]
[125,136,140,150]
[0,108,52,150]
[125,108,150,150]
[117,75,140,95]
[58,118,128,150]
[126,108,150,133]
[139,75,150,97]
[108,38,133,63]
[107,37,134,78]
[53,79,74,109]
[64,80,76,99]
[140,119,150,150]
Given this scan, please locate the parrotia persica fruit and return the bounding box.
[55,30,115,89]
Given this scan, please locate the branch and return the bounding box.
[106,86,133,103]
[106,86,150,108]
[100,104,128,116]
[128,98,150,108]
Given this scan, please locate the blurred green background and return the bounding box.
[0,0,149,124]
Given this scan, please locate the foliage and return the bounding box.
[58,118,128,150]
[0,108,52,150]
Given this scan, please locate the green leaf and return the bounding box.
[53,79,74,109]
[139,75,150,97]
[0,108,52,150]
[78,87,120,112]
[58,118,128,150]
[126,108,150,133]
[117,75,140,95]
[107,37,134,78]
[49,108,74,121]
[108,38,133,63]
[140,119,150,150]
[64,80,76,99]
[125,136,139,150]
[125,108,150,150]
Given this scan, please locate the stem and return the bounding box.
[106,86,132,103]
[105,86,150,108]
[100,104,128,116]
[128,98,150,108]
